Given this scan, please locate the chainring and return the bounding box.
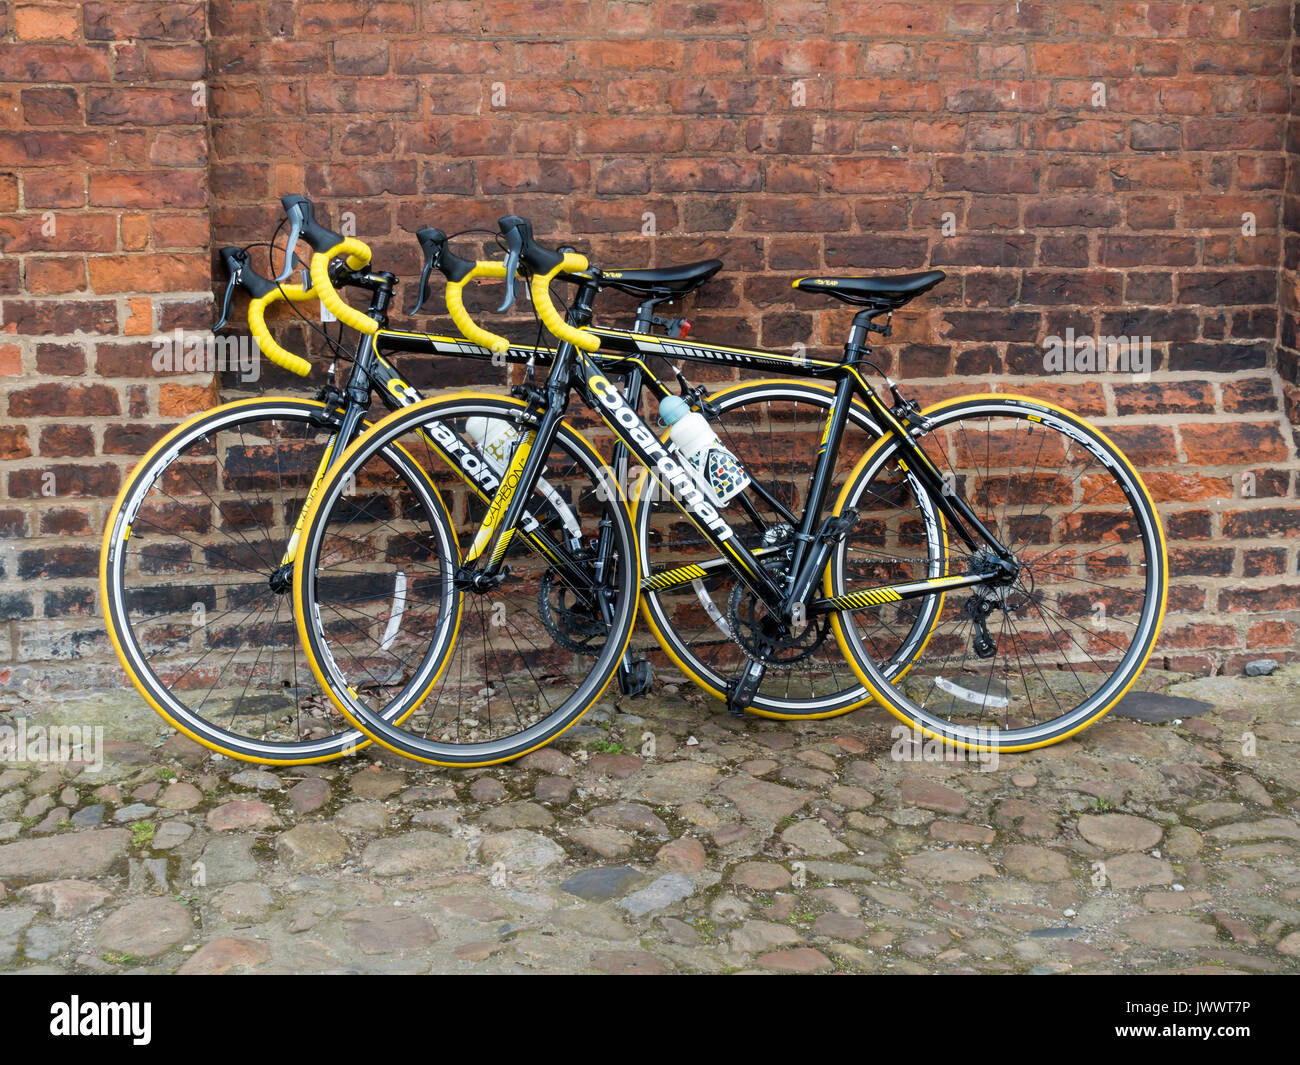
[537,569,606,656]
[727,580,831,665]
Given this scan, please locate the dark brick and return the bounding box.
[17,546,99,580]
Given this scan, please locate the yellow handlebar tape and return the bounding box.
[247,280,318,378]
[530,253,600,352]
[309,237,378,335]
[445,261,512,354]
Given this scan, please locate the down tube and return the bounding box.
[574,352,784,607]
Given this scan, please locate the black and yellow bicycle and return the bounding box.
[288,216,1169,766]
[99,196,748,763]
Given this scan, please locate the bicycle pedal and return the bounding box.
[617,658,654,699]
[725,660,766,717]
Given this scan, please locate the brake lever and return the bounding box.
[214,246,251,331]
[408,227,447,316]
[279,247,311,291]
[214,271,239,331]
[277,201,305,282]
[497,222,524,313]
[215,245,298,331]
[279,194,346,257]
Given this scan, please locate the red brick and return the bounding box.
[0,131,109,168]
[149,129,207,168]
[1140,472,1234,504]
[35,342,87,375]
[655,158,759,193]
[297,1,415,33]
[479,159,589,195]
[83,2,207,41]
[15,3,82,39]
[0,175,18,213]
[103,423,173,455]
[1,293,118,340]
[9,381,116,421]
[666,78,768,115]
[1247,620,1298,649]
[21,87,80,125]
[1159,623,1239,650]
[145,44,207,81]
[0,425,32,460]
[0,213,118,255]
[741,198,850,232]
[38,424,95,457]
[579,120,685,154]
[158,381,220,417]
[836,79,941,113]
[87,253,208,294]
[1180,422,1290,466]
[939,157,1040,194]
[1222,508,1300,539]
[332,39,390,76]
[89,171,206,209]
[826,157,932,194]
[1218,586,1300,614]
[659,1,763,34]
[25,257,87,295]
[1243,548,1289,578]
[0,44,113,81]
[390,39,502,76]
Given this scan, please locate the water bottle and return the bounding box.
[465,415,519,469]
[465,416,583,543]
[659,395,751,505]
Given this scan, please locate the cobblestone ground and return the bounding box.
[0,666,1298,975]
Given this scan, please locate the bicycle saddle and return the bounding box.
[793,270,946,308]
[597,259,724,297]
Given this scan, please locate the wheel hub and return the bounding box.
[268,562,293,594]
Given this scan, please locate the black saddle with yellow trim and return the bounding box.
[793,270,945,309]
[597,260,724,298]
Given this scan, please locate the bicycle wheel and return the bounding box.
[101,397,388,763]
[829,394,1168,751]
[634,379,945,718]
[293,392,639,766]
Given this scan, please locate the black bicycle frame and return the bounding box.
[325,266,1014,629]
[447,280,1018,627]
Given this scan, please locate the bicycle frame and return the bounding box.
[286,263,1015,644]
[453,284,1020,627]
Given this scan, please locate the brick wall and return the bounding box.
[1,0,213,689]
[2,0,1299,694]
[1282,2,1300,428]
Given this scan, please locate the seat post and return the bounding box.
[633,297,659,334]
[844,309,877,360]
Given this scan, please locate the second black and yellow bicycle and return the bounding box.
[287,216,1168,765]
[100,197,737,763]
